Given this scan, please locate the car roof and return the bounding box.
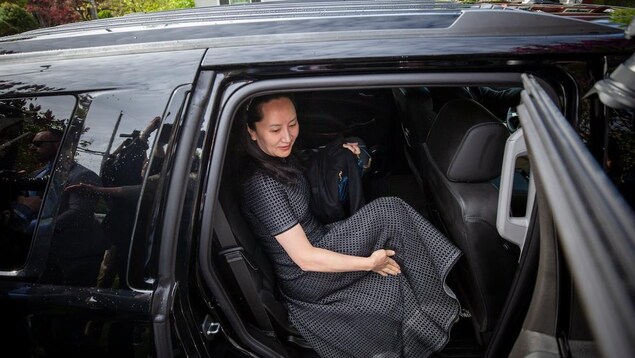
[0,0,628,64]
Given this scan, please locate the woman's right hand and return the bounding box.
[369,249,401,276]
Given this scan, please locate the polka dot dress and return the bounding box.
[242,170,462,358]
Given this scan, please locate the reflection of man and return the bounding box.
[13,129,106,286]
[11,129,63,230]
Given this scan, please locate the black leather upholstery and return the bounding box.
[423,99,519,345]
[392,87,436,181]
[392,87,437,148]
[294,89,394,149]
[426,99,508,182]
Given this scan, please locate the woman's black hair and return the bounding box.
[241,93,303,185]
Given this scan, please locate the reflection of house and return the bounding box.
[474,1,616,22]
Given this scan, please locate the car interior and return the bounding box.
[214,84,534,357]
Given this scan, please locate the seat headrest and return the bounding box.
[426,99,509,183]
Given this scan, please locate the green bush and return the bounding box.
[611,8,635,27]
[98,9,113,19]
[0,2,38,37]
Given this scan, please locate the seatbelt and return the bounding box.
[213,200,276,337]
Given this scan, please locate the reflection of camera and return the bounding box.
[119,130,141,139]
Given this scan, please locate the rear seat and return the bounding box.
[293,89,394,149]
[215,146,309,348]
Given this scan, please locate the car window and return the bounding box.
[65,91,182,289]
[0,90,181,288]
[125,85,191,290]
[66,92,171,289]
[0,96,75,271]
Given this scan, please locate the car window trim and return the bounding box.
[517,73,635,358]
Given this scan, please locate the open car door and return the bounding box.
[509,74,635,357]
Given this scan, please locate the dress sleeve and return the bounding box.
[243,173,299,236]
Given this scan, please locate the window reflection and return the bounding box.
[0,96,75,270]
[69,92,172,289]
[0,90,178,289]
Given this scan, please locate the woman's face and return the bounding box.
[248,97,299,158]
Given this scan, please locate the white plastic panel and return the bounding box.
[497,128,536,252]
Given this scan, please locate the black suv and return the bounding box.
[0,1,633,357]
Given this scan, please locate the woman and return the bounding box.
[240,94,462,358]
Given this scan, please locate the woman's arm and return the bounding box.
[275,224,401,276]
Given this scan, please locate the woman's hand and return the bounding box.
[369,249,401,276]
[342,142,361,157]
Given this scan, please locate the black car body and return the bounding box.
[0,1,633,357]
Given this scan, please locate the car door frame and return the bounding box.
[195,70,565,357]
[512,73,635,358]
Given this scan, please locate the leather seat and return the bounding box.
[392,87,436,181]
[422,98,519,345]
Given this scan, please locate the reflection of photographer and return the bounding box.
[102,116,161,187]
[97,116,163,288]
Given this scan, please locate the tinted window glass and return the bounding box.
[65,91,177,289]
[0,90,180,289]
[0,96,75,271]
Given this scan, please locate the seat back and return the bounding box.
[392,87,436,149]
[216,146,301,339]
[294,89,394,149]
[423,99,519,344]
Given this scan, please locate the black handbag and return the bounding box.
[304,137,371,224]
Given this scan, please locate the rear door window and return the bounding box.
[0,89,182,289]
[0,96,75,271]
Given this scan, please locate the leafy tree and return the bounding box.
[104,0,194,17]
[98,9,112,18]
[0,2,38,36]
[2,0,28,7]
[26,0,81,27]
[610,8,635,26]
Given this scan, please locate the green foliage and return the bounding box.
[2,0,27,7]
[106,0,195,17]
[0,2,38,36]
[610,8,635,26]
[98,9,113,19]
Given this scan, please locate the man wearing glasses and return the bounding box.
[12,128,106,286]
[11,129,63,228]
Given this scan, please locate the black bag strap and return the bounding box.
[213,200,276,336]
